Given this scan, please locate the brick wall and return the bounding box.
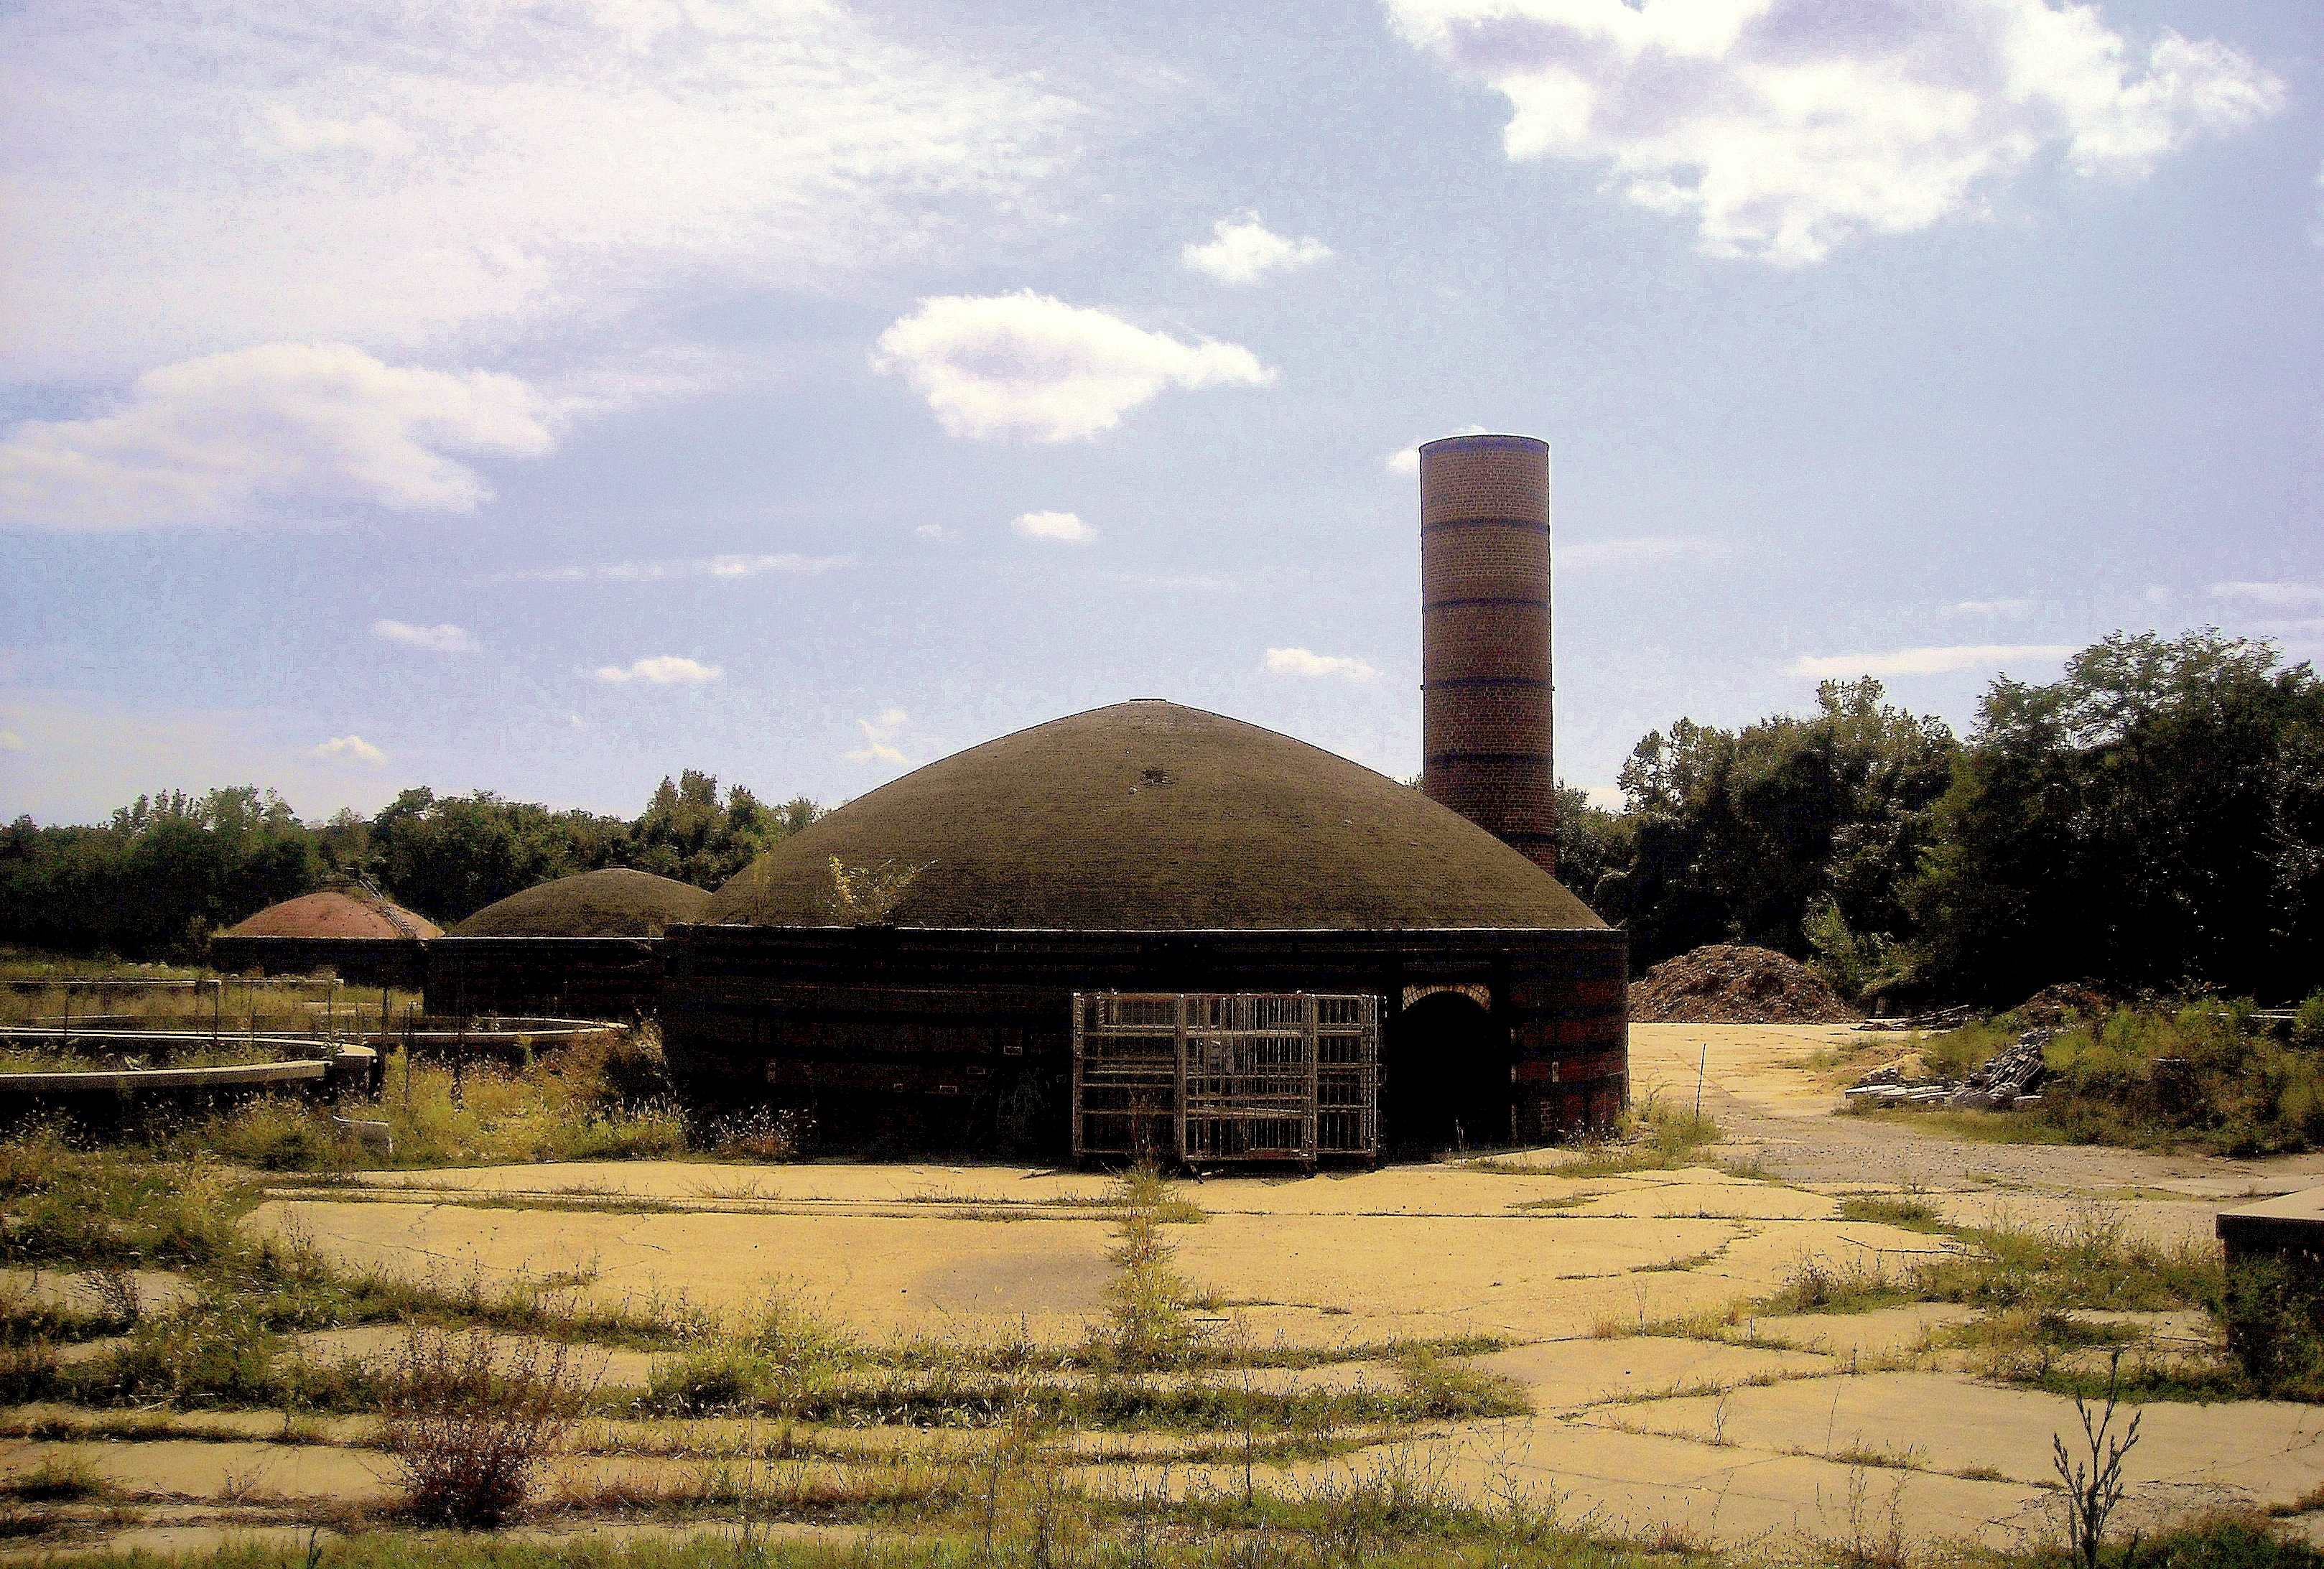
[1418,434,1557,874]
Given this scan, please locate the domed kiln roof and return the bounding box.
[705,701,1604,931]
[453,868,710,938]
[224,889,441,941]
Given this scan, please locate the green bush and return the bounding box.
[2214,1259,2324,1400]
[2294,990,2324,1051]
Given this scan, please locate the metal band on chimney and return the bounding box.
[1418,434,1556,875]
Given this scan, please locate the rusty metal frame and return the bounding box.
[1072,992,1377,1166]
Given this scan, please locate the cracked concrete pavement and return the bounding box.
[27,1023,2324,1554]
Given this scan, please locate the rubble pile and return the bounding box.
[1846,1028,2053,1112]
[2009,982,2115,1027]
[1629,944,1861,1025]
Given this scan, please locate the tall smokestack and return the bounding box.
[1419,433,1556,875]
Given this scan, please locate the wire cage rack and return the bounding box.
[1071,992,1379,1167]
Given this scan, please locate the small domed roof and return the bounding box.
[452,868,709,938]
[225,889,441,940]
[706,701,1605,931]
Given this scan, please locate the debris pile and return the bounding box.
[1846,1028,2053,1112]
[1856,1005,1972,1033]
[1629,944,1860,1025]
[2009,982,2115,1027]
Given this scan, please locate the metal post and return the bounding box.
[1172,995,1189,1166]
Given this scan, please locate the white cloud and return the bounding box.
[0,343,552,530]
[312,734,386,765]
[915,524,948,539]
[1388,0,2283,264]
[592,656,722,685]
[3,0,1087,379]
[1560,536,1729,570]
[1581,783,1624,811]
[0,732,24,753]
[1946,597,2039,618]
[371,620,480,653]
[873,292,1275,442]
[1386,426,1492,475]
[1265,647,1381,682]
[2210,581,2324,610]
[480,553,848,586]
[846,707,910,765]
[1012,511,1096,543]
[1794,643,2075,679]
[1182,213,1333,284]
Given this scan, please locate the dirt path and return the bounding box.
[1630,1022,2324,1198]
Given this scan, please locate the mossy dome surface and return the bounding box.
[225,890,441,940]
[452,869,709,938]
[705,700,1604,931]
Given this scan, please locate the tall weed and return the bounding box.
[378,1324,594,1527]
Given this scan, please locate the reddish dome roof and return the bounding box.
[705,700,1605,931]
[224,890,440,941]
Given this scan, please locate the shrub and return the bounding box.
[2216,1259,2324,1400]
[2295,990,2324,1051]
[377,1325,592,1528]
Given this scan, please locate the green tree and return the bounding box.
[368,788,633,924]
[627,770,819,890]
[1605,679,1958,974]
[1908,630,2324,1005]
[0,787,321,959]
[1553,783,1633,913]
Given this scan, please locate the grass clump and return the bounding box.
[1475,1094,1721,1179]
[1836,1193,1946,1232]
[0,1451,108,1503]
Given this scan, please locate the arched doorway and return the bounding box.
[1381,990,1512,1158]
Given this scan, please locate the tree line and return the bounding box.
[0,771,820,959]
[5,629,2318,1005]
[1554,630,2324,1007]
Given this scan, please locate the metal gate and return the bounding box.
[1071,992,1378,1166]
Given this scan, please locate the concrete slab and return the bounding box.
[1933,1191,2223,1251]
[248,1199,1119,1346]
[1097,1417,2055,1550]
[1732,1305,1979,1360]
[0,1436,396,1503]
[1577,1371,2324,1508]
[1461,1336,1835,1410]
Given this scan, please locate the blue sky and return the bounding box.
[2,0,2318,826]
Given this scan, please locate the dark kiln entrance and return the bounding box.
[1382,990,1512,1157]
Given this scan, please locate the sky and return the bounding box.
[2,0,2319,827]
